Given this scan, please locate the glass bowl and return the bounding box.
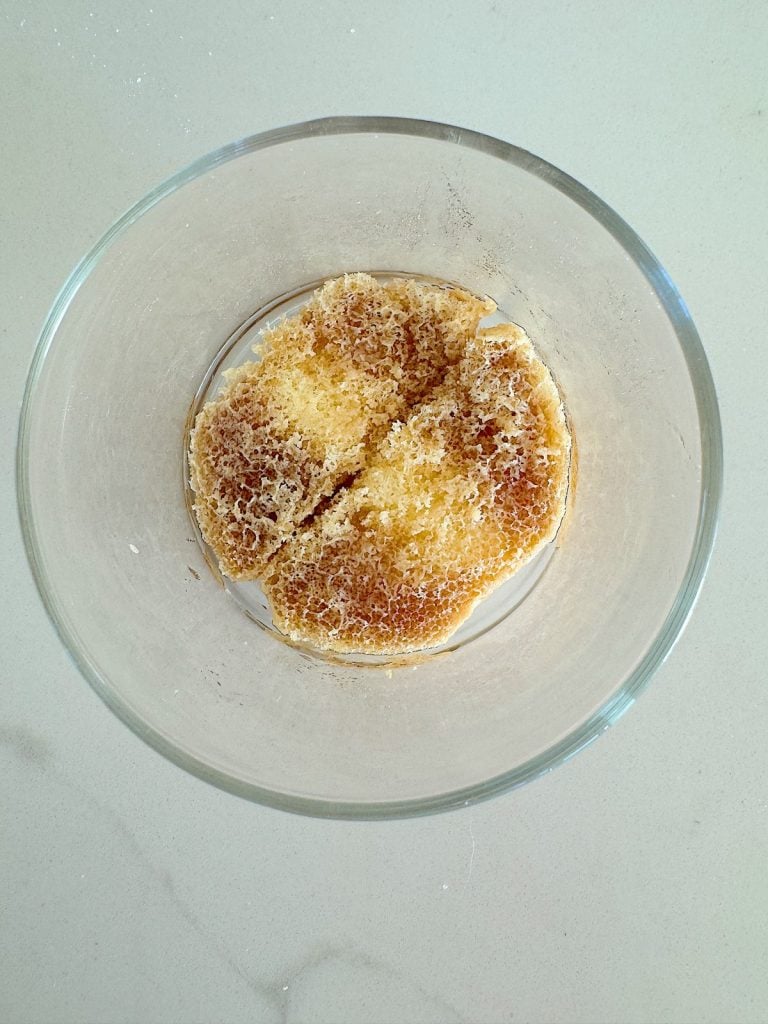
[17,117,722,818]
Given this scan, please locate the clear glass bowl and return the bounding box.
[17,117,722,818]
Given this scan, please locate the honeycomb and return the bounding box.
[190,275,570,653]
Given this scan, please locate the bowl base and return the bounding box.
[184,271,559,667]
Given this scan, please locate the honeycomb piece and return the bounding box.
[189,274,494,579]
[263,323,571,654]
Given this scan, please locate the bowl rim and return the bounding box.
[16,115,723,820]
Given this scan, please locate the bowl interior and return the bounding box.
[19,120,720,815]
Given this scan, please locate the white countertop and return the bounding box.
[2,2,766,1022]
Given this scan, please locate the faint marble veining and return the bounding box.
[3,740,466,1023]
[275,944,466,1023]
[0,725,52,768]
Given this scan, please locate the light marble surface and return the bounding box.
[2,2,767,1022]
